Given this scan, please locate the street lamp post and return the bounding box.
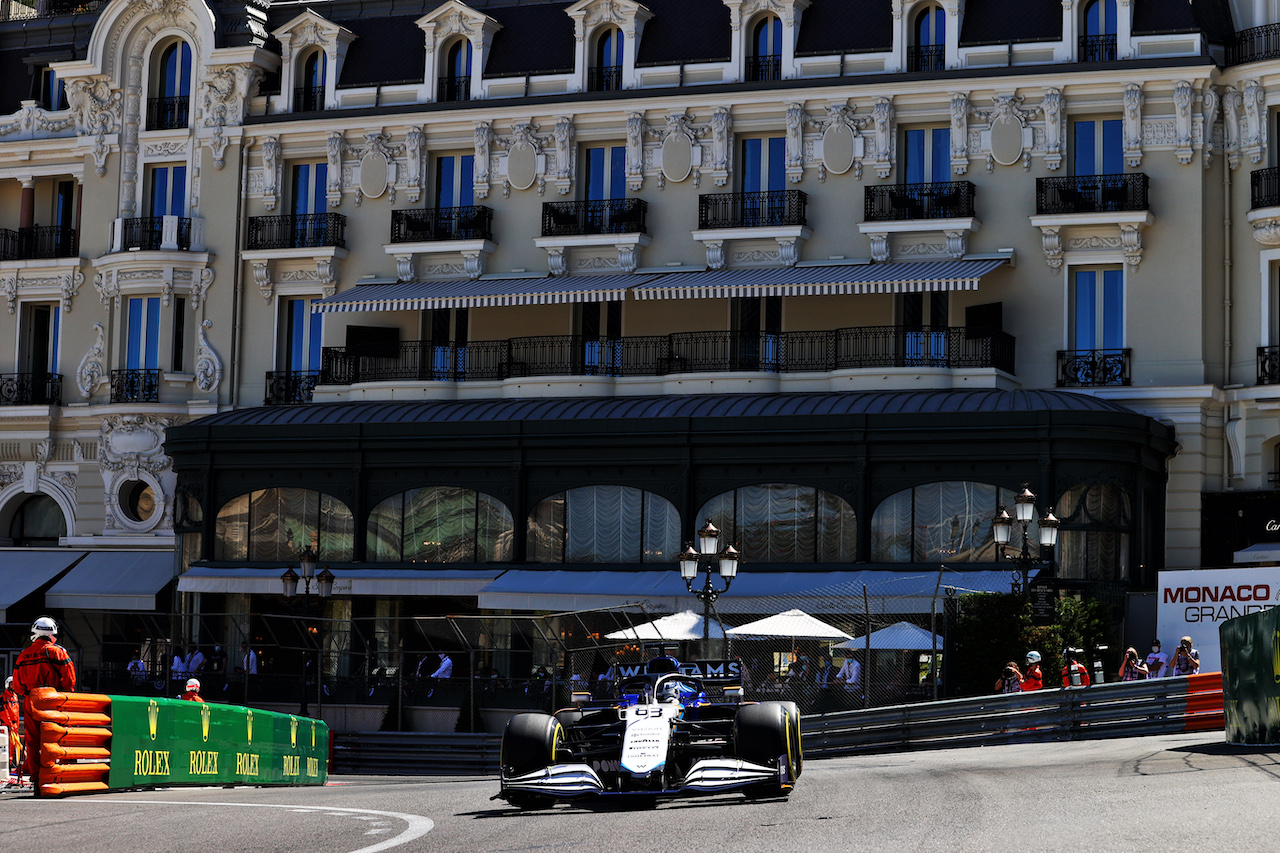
[992,485,1060,596]
[677,519,741,658]
[281,546,334,716]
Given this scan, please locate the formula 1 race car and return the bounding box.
[496,656,802,807]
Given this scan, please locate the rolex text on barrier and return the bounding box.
[1220,606,1280,745]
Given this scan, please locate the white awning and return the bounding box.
[0,550,86,620]
[1233,542,1280,564]
[630,258,1009,300]
[177,566,501,597]
[312,274,656,313]
[45,550,176,611]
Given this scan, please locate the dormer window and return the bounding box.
[148,40,192,130]
[747,15,782,82]
[908,5,945,73]
[296,49,327,112]
[440,39,473,102]
[590,26,623,92]
[32,64,68,112]
[1080,0,1118,62]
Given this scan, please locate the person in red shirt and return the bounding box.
[2,675,21,780]
[1021,651,1044,691]
[180,678,205,702]
[1061,648,1091,688]
[12,616,76,794]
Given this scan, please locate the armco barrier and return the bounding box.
[333,731,501,776]
[801,673,1223,757]
[28,687,330,796]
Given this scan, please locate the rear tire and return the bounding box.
[501,713,563,810]
[734,702,801,795]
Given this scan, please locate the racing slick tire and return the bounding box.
[501,713,563,810]
[733,701,802,797]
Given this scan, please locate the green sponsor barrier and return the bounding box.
[1220,608,1280,744]
[107,696,329,789]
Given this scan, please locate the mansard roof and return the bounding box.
[337,15,426,87]
[958,0,1061,46]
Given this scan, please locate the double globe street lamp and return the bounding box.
[280,546,334,715]
[677,519,740,657]
[992,485,1060,596]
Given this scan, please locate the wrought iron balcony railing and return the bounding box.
[906,44,945,73]
[1078,34,1118,63]
[0,226,78,260]
[110,369,161,403]
[0,373,62,405]
[1258,345,1280,385]
[698,190,807,229]
[1251,166,1280,210]
[1226,23,1280,66]
[437,76,470,102]
[1035,174,1149,215]
[293,85,325,112]
[1057,349,1131,387]
[146,96,189,130]
[264,370,320,405]
[246,213,347,250]
[120,217,192,251]
[864,181,976,222]
[745,55,782,82]
[541,198,648,237]
[587,65,622,92]
[0,0,100,21]
[320,325,1015,385]
[390,206,493,243]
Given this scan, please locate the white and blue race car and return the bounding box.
[496,656,802,807]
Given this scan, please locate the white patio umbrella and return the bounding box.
[604,609,726,641]
[836,621,942,650]
[725,608,853,641]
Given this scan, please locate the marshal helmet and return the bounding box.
[31,615,57,641]
[185,678,201,693]
[1025,651,1041,664]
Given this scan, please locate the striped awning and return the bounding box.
[630,258,1009,300]
[313,273,658,313]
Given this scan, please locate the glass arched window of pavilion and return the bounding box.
[527,486,680,563]
[149,40,192,130]
[297,49,327,112]
[214,487,354,561]
[908,5,945,73]
[697,484,856,563]
[367,486,513,562]
[1080,0,1118,62]
[591,27,623,92]
[747,15,782,82]
[440,39,472,102]
[7,494,66,547]
[871,482,1032,563]
[1054,482,1132,582]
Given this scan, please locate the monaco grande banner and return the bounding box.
[107,695,329,789]
[1157,568,1280,673]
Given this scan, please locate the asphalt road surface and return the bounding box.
[3,732,1278,852]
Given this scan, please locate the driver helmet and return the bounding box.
[1025,651,1041,664]
[185,678,201,693]
[31,615,57,641]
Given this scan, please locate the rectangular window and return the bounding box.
[171,296,186,373]
[434,154,475,209]
[282,297,324,372]
[54,181,75,229]
[31,64,67,112]
[126,296,161,370]
[20,303,59,377]
[148,166,187,217]
[1070,268,1124,349]
[1073,119,1123,175]
[291,163,328,215]
[741,137,786,193]
[583,146,627,201]
[903,127,950,184]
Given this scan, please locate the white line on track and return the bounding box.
[94,801,434,853]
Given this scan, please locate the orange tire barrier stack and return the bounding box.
[29,687,112,796]
[1182,672,1224,732]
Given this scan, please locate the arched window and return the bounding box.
[871,482,1028,563]
[149,40,192,130]
[297,50,327,112]
[8,494,66,546]
[214,488,353,561]
[367,486,513,562]
[590,27,623,92]
[1054,482,1131,581]
[1080,0,1118,62]
[908,5,945,73]
[747,15,782,82]
[439,39,472,102]
[527,486,680,563]
[698,484,856,563]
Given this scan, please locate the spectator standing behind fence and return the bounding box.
[171,651,187,682]
[1061,649,1091,687]
[127,650,146,685]
[995,661,1023,693]
[185,644,205,677]
[1022,651,1044,691]
[1118,647,1148,681]
[430,652,453,680]
[1170,636,1200,676]
[1145,639,1169,678]
[239,642,257,675]
[836,656,862,693]
[816,656,839,688]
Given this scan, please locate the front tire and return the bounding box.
[734,702,801,795]
[501,713,563,810]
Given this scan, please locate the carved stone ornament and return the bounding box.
[872,97,894,179]
[655,111,706,186]
[806,104,869,181]
[950,93,970,175]
[973,94,1039,172]
[77,323,106,399]
[1243,79,1267,166]
[709,107,731,187]
[1251,216,1280,246]
[473,121,493,199]
[1123,83,1144,167]
[785,103,804,183]
[405,126,424,203]
[194,320,223,394]
[1201,85,1219,170]
[191,266,214,310]
[1222,86,1242,170]
[262,136,281,211]
[1173,81,1194,165]
[65,76,122,176]
[1041,88,1064,171]
[99,414,174,479]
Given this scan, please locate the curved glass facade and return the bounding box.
[527,485,681,563]
[215,488,354,561]
[367,486,514,563]
[697,484,857,563]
